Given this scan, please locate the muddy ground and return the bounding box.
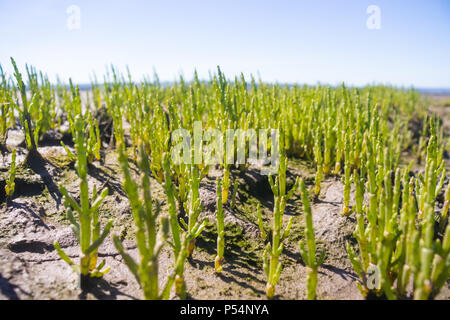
[0,97,449,300]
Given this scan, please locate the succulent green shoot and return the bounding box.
[5,148,16,205]
[215,178,225,273]
[298,178,325,300]
[113,146,172,300]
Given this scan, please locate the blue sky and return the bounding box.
[0,0,449,87]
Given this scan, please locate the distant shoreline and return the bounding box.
[70,83,450,94]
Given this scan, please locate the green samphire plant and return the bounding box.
[61,81,101,165]
[184,158,206,258]
[53,109,112,290]
[260,129,299,299]
[346,165,403,299]
[313,127,323,197]
[439,184,450,233]
[113,146,173,300]
[162,153,207,299]
[412,124,449,300]
[257,202,268,240]
[222,163,231,204]
[9,58,40,162]
[298,178,325,300]
[4,149,16,206]
[215,178,225,273]
[347,123,449,300]
[413,203,450,300]
[341,134,351,216]
[0,63,13,153]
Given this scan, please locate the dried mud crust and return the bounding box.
[0,137,449,300]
